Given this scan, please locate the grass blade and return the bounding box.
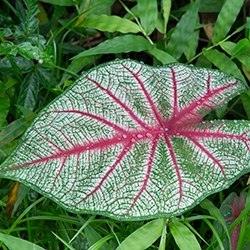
[52,232,75,250]
[7,197,45,235]
[203,219,225,250]
[183,222,209,246]
[85,225,110,250]
[236,213,249,250]
[200,199,230,247]
[246,17,250,39]
[212,0,245,43]
[158,222,167,250]
[69,216,95,244]
[88,234,113,250]
[116,219,165,250]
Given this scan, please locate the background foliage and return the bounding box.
[0,0,249,249]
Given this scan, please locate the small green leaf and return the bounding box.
[116,219,165,250]
[162,0,171,32]
[212,0,245,43]
[203,48,246,83]
[73,35,153,59]
[220,41,236,55]
[148,47,176,64]
[0,57,33,72]
[17,70,41,112]
[17,41,52,64]
[137,0,158,35]
[166,0,200,59]
[0,232,45,250]
[232,39,250,56]
[0,42,17,56]
[232,39,250,70]
[156,15,165,34]
[80,14,141,33]
[169,219,201,250]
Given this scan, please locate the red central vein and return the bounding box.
[167,83,235,126]
[54,110,127,133]
[86,76,149,129]
[13,129,165,170]
[170,68,178,117]
[130,137,158,210]
[164,136,183,205]
[80,142,132,202]
[188,137,226,176]
[13,136,127,169]
[122,64,163,126]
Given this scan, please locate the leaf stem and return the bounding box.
[188,24,245,63]
[118,0,154,45]
[52,64,79,78]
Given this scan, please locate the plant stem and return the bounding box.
[118,0,154,45]
[188,24,245,63]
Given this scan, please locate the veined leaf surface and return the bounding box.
[0,60,249,220]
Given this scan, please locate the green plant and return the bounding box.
[0,0,249,249]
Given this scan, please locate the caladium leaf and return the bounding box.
[0,60,249,220]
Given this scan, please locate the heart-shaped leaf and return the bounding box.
[0,60,249,220]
